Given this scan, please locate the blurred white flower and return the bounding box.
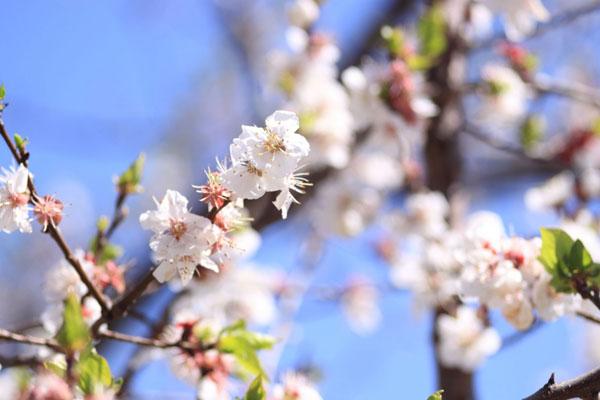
[272,372,323,400]
[0,164,31,233]
[481,0,549,41]
[437,306,501,371]
[173,264,280,326]
[341,277,382,335]
[525,171,574,212]
[532,272,581,322]
[477,63,529,125]
[287,0,320,28]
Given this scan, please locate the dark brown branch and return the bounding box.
[524,368,600,400]
[0,119,111,314]
[98,329,212,353]
[0,354,45,368]
[577,311,600,325]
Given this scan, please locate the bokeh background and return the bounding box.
[1,1,600,398]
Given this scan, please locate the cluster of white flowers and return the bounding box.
[459,214,582,330]
[221,110,311,218]
[0,164,32,233]
[437,306,501,371]
[140,110,310,286]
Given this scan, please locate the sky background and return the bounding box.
[0,0,599,399]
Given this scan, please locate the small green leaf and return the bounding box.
[43,359,67,378]
[13,133,28,152]
[76,347,113,395]
[219,334,265,378]
[539,228,574,274]
[380,25,405,58]
[0,84,5,101]
[56,293,91,353]
[407,54,433,71]
[117,153,145,194]
[96,216,110,232]
[520,115,544,151]
[418,5,447,60]
[244,375,266,400]
[568,240,593,270]
[428,390,444,400]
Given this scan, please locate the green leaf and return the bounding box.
[568,240,593,270]
[43,359,67,378]
[244,375,266,400]
[380,25,405,58]
[520,115,544,151]
[219,334,265,378]
[56,293,91,353]
[75,347,113,395]
[428,390,444,400]
[0,84,5,101]
[407,54,433,71]
[418,5,447,60]
[539,228,575,274]
[13,133,28,152]
[117,153,145,194]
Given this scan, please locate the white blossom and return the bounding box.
[0,164,32,233]
[287,0,319,28]
[481,0,549,41]
[272,372,323,400]
[525,171,574,212]
[437,306,501,371]
[140,190,219,285]
[477,63,529,125]
[341,278,382,335]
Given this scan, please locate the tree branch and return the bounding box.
[462,123,556,165]
[0,328,63,352]
[524,368,600,400]
[0,118,111,314]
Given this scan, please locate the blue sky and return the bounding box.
[0,1,595,399]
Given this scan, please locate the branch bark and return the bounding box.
[524,369,600,400]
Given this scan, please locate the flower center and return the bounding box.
[169,219,188,240]
[242,160,263,177]
[8,192,29,207]
[263,129,287,154]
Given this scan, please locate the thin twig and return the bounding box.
[577,311,600,325]
[0,328,63,352]
[462,123,556,165]
[0,119,111,314]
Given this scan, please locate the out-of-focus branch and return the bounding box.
[0,354,44,368]
[499,319,544,351]
[0,328,62,352]
[577,311,600,325]
[475,0,600,50]
[0,119,111,314]
[341,0,418,69]
[462,123,556,164]
[534,75,600,109]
